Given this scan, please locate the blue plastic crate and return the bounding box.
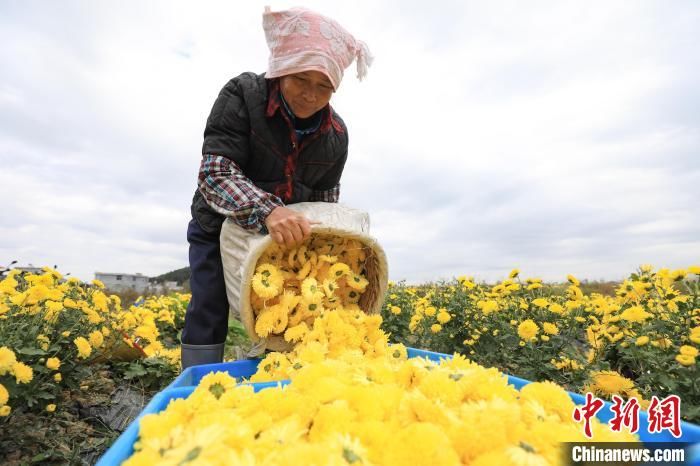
[98,347,700,465]
[165,358,262,390]
[96,381,289,466]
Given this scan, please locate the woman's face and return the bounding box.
[280,70,335,118]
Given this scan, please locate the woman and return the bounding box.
[181,6,373,369]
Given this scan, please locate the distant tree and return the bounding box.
[151,267,190,286]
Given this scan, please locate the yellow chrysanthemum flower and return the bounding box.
[74,337,92,359]
[477,300,499,315]
[296,260,312,279]
[343,288,361,304]
[255,308,278,338]
[284,323,309,343]
[54,373,62,382]
[532,298,549,308]
[252,272,281,299]
[298,298,324,316]
[588,370,635,396]
[197,371,238,400]
[567,274,581,286]
[9,292,27,306]
[13,362,33,384]
[46,357,61,371]
[44,300,63,322]
[347,274,369,292]
[389,343,408,360]
[670,269,687,281]
[679,345,698,358]
[390,306,401,315]
[270,304,289,334]
[63,298,78,308]
[89,330,104,348]
[0,405,10,417]
[518,320,539,341]
[689,327,700,345]
[278,290,301,311]
[675,354,696,366]
[548,303,565,314]
[521,380,575,422]
[431,324,442,333]
[46,404,56,413]
[328,262,351,279]
[635,336,649,346]
[620,306,652,323]
[25,284,50,305]
[0,383,8,405]
[322,279,338,298]
[318,254,338,264]
[542,322,559,335]
[301,278,324,303]
[433,311,451,326]
[0,347,17,376]
[0,276,18,295]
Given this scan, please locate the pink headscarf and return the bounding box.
[262,6,373,90]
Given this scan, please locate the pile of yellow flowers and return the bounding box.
[249,307,389,383]
[0,268,188,417]
[127,307,636,466]
[383,265,700,422]
[249,235,370,341]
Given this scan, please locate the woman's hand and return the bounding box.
[264,206,317,248]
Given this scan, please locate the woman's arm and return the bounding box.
[198,154,284,233]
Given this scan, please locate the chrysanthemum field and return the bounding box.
[381,266,699,425]
[0,268,188,463]
[1,264,698,464]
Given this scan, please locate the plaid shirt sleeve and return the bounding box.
[197,154,284,233]
[309,184,340,202]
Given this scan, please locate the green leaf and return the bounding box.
[31,452,52,463]
[658,374,679,392]
[17,347,47,356]
[123,364,148,379]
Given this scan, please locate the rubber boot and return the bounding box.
[181,342,225,370]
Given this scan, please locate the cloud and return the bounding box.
[1,0,698,283]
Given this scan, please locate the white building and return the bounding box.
[14,265,44,275]
[94,272,150,292]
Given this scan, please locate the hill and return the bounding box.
[151,267,190,285]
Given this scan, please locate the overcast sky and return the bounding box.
[1,0,698,284]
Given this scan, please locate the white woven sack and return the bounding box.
[220,202,388,357]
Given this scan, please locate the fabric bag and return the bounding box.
[220,202,388,357]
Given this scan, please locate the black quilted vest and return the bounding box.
[190,72,349,234]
